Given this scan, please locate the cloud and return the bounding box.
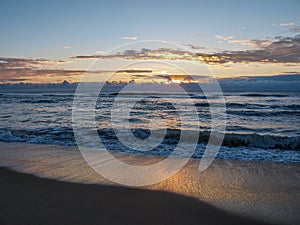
[95,50,106,54]
[121,36,138,40]
[227,39,272,48]
[280,22,295,26]
[290,26,300,33]
[0,67,87,83]
[215,36,273,49]
[115,69,153,73]
[215,35,272,48]
[0,68,86,78]
[71,35,300,65]
[0,78,29,82]
[0,57,158,83]
[129,74,210,83]
[272,22,295,27]
[215,35,235,41]
[155,74,208,82]
[0,67,125,83]
[214,35,300,64]
[70,55,100,60]
[64,46,71,49]
[71,48,195,61]
[0,57,67,69]
[185,44,205,50]
[0,62,153,77]
[281,71,300,74]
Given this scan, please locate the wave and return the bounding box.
[182,101,299,110]
[21,99,60,104]
[1,127,299,151]
[13,97,300,112]
[226,102,267,108]
[240,93,289,97]
[221,132,300,150]
[161,129,300,150]
[42,94,74,98]
[188,94,207,99]
[195,102,209,107]
[227,110,300,116]
[225,102,300,110]
[0,127,75,146]
[270,104,300,110]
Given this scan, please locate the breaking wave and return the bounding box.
[0,127,299,151]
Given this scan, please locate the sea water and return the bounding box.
[0,92,299,162]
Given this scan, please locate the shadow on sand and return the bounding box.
[0,167,276,225]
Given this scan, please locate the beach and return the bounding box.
[1,142,299,225]
[1,1,300,224]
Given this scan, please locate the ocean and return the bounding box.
[0,92,299,162]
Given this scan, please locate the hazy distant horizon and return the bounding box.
[1,73,299,92]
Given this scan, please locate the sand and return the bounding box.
[1,167,272,225]
[0,142,299,225]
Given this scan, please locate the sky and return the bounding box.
[0,0,300,83]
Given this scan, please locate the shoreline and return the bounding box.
[0,142,299,224]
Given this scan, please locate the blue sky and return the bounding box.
[0,0,300,83]
[1,0,299,58]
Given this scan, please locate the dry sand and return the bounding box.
[0,142,299,225]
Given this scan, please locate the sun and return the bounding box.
[171,79,182,84]
[170,79,193,84]
[169,75,196,84]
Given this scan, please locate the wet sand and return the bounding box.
[0,142,299,225]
